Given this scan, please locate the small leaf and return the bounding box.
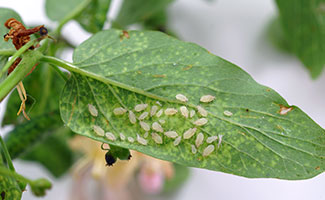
[45,0,85,21]
[275,0,325,78]
[30,178,52,197]
[0,155,22,199]
[60,29,324,179]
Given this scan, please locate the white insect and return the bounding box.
[150,105,158,117]
[137,134,148,145]
[200,95,215,103]
[190,110,196,118]
[156,101,162,106]
[165,108,178,116]
[128,137,135,143]
[197,106,208,117]
[173,136,182,146]
[139,121,150,131]
[193,118,208,126]
[180,106,189,118]
[156,109,163,117]
[88,104,98,117]
[183,128,197,139]
[151,132,163,144]
[223,110,233,117]
[119,133,126,141]
[206,135,218,144]
[144,132,149,138]
[164,131,178,138]
[128,111,137,124]
[134,104,148,112]
[202,145,215,157]
[93,125,104,136]
[176,94,188,102]
[218,134,223,148]
[159,119,165,124]
[138,112,149,120]
[195,132,204,148]
[191,145,197,154]
[105,132,116,141]
[152,122,164,133]
[113,107,127,115]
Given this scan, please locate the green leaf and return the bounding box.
[59,29,324,180]
[267,17,291,53]
[115,0,174,27]
[45,0,85,21]
[75,0,111,33]
[275,0,325,78]
[22,132,74,178]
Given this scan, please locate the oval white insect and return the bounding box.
[128,137,135,143]
[137,134,148,145]
[191,145,197,154]
[151,132,163,144]
[164,131,178,138]
[183,128,197,139]
[119,133,126,140]
[113,107,127,115]
[197,106,208,117]
[156,109,163,117]
[180,106,189,118]
[173,136,182,146]
[203,145,215,157]
[200,95,215,103]
[150,105,158,117]
[88,104,98,117]
[195,132,204,148]
[139,121,150,132]
[223,110,233,117]
[156,101,162,106]
[144,132,149,138]
[176,94,188,102]
[193,118,208,126]
[218,134,223,148]
[152,122,164,133]
[138,112,149,120]
[165,108,178,116]
[134,104,148,112]
[190,110,196,118]
[159,119,165,124]
[128,111,137,124]
[105,132,116,141]
[93,125,104,136]
[206,135,218,144]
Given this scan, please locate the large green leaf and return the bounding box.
[275,0,325,78]
[59,29,324,180]
[115,0,174,27]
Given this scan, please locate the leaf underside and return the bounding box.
[60,29,325,180]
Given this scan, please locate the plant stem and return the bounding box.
[0,135,15,171]
[53,0,92,35]
[0,166,31,184]
[0,49,15,56]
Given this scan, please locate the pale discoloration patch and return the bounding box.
[134,104,148,112]
[165,108,178,116]
[200,95,215,103]
[105,132,116,141]
[197,106,207,117]
[151,132,163,144]
[93,125,104,136]
[218,134,223,148]
[128,111,137,124]
[164,131,178,138]
[159,119,165,124]
[138,112,149,120]
[203,145,215,157]
[223,110,233,117]
[88,104,98,117]
[139,121,150,131]
[173,136,182,146]
[183,128,197,139]
[128,137,134,143]
[119,133,126,140]
[206,136,218,144]
[152,122,164,133]
[150,105,158,117]
[144,132,149,138]
[137,134,148,145]
[180,106,189,118]
[193,118,208,126]
[156,101,162,106]
[190,110,196,118]
[113,107,127,115]
[195,132,204,148]
[176,94,188,102]
[191,145,197,154]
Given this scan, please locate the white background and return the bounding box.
[0,0,324,199]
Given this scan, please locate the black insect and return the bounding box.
[39,27,48,36]
[105,152,116,166]
[1,191,5,200]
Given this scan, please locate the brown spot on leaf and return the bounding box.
[182,65,192,71]
[120,30,130,40]
[105,119,110,126]
[278,105,293,115]
[266,88,271,92]
[238,131,246,136]
[315,166,320,170]
[136,70,142,74]
[153,74,166,78]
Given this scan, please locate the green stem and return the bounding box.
[0,166,31,184]
[0,49,15,56]
[0,135,15,171]
[0,51,42,102]
[53,0,92,35]
[0,38,39,76]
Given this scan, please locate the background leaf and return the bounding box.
[58,29,325,180]
[0,8,22,52]
[45,0,85,21]
[275,0,325,78]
